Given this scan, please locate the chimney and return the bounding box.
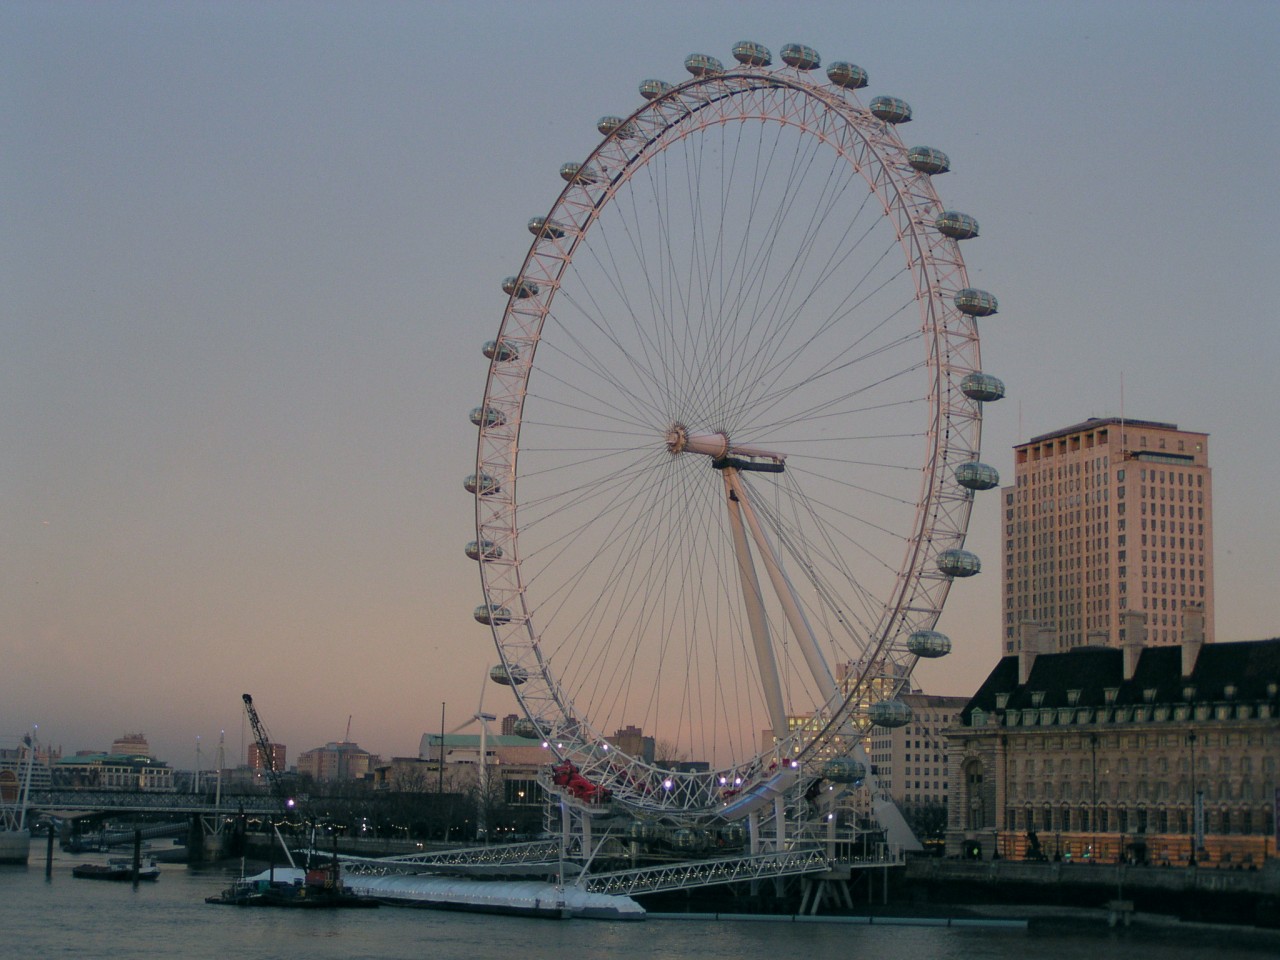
[1018,621,1047,686]
[1121,610,1146,681]
[1181,604,1206,677]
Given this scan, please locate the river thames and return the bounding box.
[2,852,1276,960]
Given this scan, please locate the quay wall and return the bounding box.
[904,857,1280,927]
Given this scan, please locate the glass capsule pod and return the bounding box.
[935,211,980,240]
[489,663,529,686]
[826,61,868,89]
[718,823,746,846]
[512,717,542,739]
[597,115,639,138]
[955,461,1000,490]
[469,405,506,428]
[627,819,658,841]
[732,41,772,66]
[960,372,1006,402]
[502,276,539,298]
[527,216,566,239]
[907,629,952,658]
[936,549,981,577]
[474,603,513,626]
[559,162,601,184]
[639,78,673,100]
[822,758,867,783]
[954,288,998,317]
[685,53,723,76]
[907,146,950,175]
[869,699,912,728]
[465,539,503,561]
[869,95,912,123]
[780,43,820,70]
[482,339,519,363]
[464,472,501,496]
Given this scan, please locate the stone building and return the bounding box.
[946,630,1279,867]
[868,692,967,809]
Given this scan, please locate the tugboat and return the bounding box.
[206,860,377,908]
[73,858,161,882]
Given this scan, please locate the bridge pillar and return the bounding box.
[188,814,204,863]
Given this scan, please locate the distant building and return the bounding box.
[415,733,547,807]
[296,741,377,782]
[946,629,1279,866]
[500,714,519,736]
[1003,417,1213,654]
[868,692,967,809]
[110,733,152,757]
[247,742,287,773]
[0,743,57,792]
[607,725,655,764]
[52,752,174,792]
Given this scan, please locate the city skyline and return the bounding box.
[4,2,1278,765]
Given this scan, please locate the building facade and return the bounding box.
[946,633,1279,867]
[247,742,287,773]
[296,741,376,782]
[868,692,967,809]
[1002,417,1213,654]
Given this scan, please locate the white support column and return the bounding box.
[724,470,789,740]
[725,470,838,704]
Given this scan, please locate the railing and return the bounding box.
[342,839,563,875]
[27,790,278,816]
[579,847,833,896]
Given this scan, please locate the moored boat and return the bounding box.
[206,865,378,909]
[73,858,161,882]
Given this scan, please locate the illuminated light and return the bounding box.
[662,779,674,790]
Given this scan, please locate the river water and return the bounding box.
[1,850,1275,960]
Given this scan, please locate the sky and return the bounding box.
[3,1,1278,769]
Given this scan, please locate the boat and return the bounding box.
[73,858,161,882]
[206,865,378,909]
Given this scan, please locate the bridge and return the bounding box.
[27,790,278,817]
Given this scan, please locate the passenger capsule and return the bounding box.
[597,115,637,138]
[954,288,998,316]
[907,629,952,658]
[960,372,1006,402]
[955,461,1000,491]
[474,603,512,626]
[826,61,868,89]
[465,539,503,561]
[732,41,772,66]
[936,549,981,578]
[502,276,539,299]
[559,162,601,184]
[935,211,980,240]
[822,758,867,783]
[685,53,723,77]
[512,717,542,739]
[489,663,529,686]
[463,472,501,496]
[470,405,506,428]
[869,96,912,123]
[780,44,820,70]
[907,146,950,175]
[527,216,566,239]
[482,339,519,363]
[639,79,673,100]
[869,699,912,728]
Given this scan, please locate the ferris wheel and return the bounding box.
[467,42,1004,819]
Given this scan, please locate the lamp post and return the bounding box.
[1090,733,1099,861]
[1187,731,1197,866]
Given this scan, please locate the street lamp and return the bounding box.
[1090,733,1099,861]
[1187,731,1197,866]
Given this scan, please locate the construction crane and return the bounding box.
[241,693,297,867]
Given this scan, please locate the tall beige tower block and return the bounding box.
[1001,418,1213,653]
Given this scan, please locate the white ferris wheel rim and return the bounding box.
[471,54,987,817]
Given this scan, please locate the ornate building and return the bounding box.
[946,630,1279,866]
